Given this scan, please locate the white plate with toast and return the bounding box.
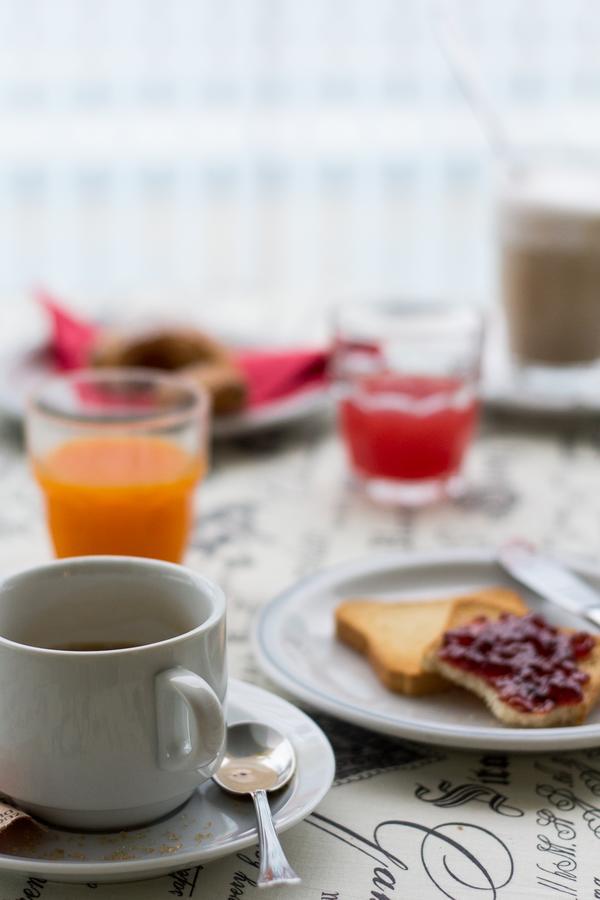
[255,548,600,751]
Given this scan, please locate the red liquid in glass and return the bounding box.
[339,374,478,481]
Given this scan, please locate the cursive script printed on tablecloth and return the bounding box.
[307,811,514,898]
[549,754,600,796]
[414,779,524,817]
[168,868,202,897]
[14,878,47,900]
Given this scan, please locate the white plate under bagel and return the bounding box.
[0,345,331,439]
[0,679,334,884]
[254,548,600,752]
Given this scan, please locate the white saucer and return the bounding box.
[255,548,600,752]
[0,346,331,439]
[0,679,334,884]
[482,315,600,416]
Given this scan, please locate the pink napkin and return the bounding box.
[36,290,329,409]
[37,289,99,370]
[236,348,328,407]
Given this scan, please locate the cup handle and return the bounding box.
[155,666,225,774]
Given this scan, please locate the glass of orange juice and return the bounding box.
[27,369,208,562]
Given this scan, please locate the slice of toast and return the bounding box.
[335,587,527,696]
[424,605,600,727]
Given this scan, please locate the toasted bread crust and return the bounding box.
[335,587,528,697]
[336,614,449,695]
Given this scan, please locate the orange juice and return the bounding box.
[34,436,204,562]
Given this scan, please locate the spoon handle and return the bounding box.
[252,789,301,888]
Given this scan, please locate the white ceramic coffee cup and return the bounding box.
[0,556,227,830]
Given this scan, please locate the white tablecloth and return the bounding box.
[0,411,599,899]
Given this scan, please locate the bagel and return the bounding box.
[91,327,247,415]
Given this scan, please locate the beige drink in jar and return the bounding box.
[500,166,600,366]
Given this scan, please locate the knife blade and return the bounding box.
[498,541,600,629]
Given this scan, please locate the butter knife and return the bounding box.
[498,541,600,629]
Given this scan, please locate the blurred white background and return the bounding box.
[1,0,600,345]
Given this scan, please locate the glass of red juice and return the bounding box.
[332,300,484,506]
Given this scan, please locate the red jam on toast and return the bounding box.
[438,612,595,714]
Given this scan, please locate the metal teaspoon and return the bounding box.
[212,721,301,888]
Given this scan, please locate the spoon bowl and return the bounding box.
[213,721,301,888]
[213,722,296,795]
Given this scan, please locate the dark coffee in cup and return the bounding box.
[52,641,144,651]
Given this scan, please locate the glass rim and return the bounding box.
[27,367,209,431]
[331,296,485,340]
[332,295,484,317]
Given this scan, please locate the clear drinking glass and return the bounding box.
[332,299,484,506]
[499,163,600,366]
[27,369,208,562]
